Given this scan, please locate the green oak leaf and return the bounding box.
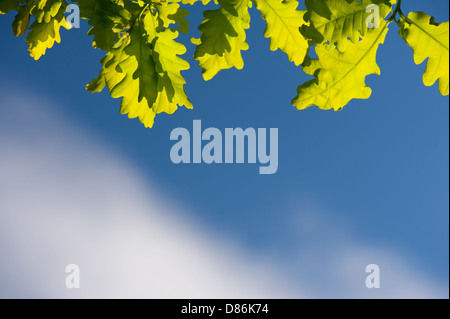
[32,0,64,24]
[87,36,158,126]
[152,27,192,114]
[26,0,71,60]
[154,1,190,34]
[0,0,24,14]
[193,0,251,81]
[76,0,132,51]
[88,9,191,128]
[12,0,40,36]
[302,0,393,52]
[254,0,309,66]
[399,12,449,96]
[293,21,389,111]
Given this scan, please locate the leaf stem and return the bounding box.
[387,0,402,23]
[129,3,150,34]
[397,5,414,25]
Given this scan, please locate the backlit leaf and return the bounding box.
[293,21,389,111]
[26,0,71,60]
[193,0,251,80]
[88,8,191,128]
[399,12,449,96]
[302,0,393,52]
[254,0,309,66]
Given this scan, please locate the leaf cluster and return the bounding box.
[2,0,448,128]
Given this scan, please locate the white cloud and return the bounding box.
[0,90,447,298]
[0,93,298,298]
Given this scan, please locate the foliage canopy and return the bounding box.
[1,0,449,128]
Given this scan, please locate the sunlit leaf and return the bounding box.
[293,21,389,111]
[255,0,309,66]
[193,0,251,80]
[399,11,449,96]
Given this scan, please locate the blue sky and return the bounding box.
[0,0,448,298]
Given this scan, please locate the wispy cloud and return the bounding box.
[0,90,447,298]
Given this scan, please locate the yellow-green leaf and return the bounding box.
[254,0,309,66]
[193,0,251,81]
[154,2,190,34]
[88,9,191,128]
[87,36,157,128]
[76,0,132,51]
[303,0,393,52]
[293,21,389,111]
[399,12,449,96]
[12,0,40,36]
[26,0,71,60]
[152,28,193,114]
